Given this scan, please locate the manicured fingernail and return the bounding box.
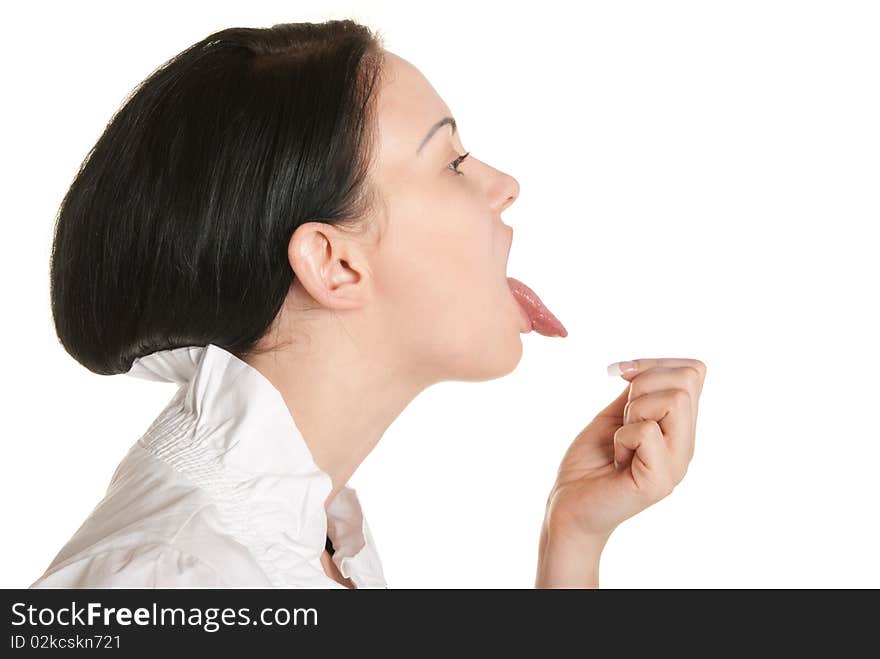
[607,360,638,376]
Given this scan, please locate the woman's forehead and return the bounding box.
[375,52,453,163]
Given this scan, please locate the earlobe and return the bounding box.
[287,223,366,311]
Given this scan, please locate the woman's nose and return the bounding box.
[491,172,520,214]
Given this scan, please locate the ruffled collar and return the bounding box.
[125,343,385,588]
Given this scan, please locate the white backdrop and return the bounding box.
[2,0,877,588]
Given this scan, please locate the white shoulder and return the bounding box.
[29,543,228,588]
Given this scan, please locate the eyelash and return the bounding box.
[448,151,470,176]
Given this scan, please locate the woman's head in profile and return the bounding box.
[50,19,530,389]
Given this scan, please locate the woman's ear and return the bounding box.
[287,222,369,311]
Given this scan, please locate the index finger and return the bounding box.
[608,357,707,387]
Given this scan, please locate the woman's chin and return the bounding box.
[433,314,525,382]
[500,334,524,376]
[494,311,527,376]
[473,330,524,381]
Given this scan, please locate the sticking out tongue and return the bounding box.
[507,276,568,337]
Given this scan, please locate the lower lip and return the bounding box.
[511,289,533,333]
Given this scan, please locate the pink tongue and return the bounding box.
[507,276,568,337]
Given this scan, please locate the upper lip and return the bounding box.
[503,224,513,273]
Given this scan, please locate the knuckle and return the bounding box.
[672,388,692,409]
[637,420,656,440]
[683,366,701,386]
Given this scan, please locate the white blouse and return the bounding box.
[30,343,387,588]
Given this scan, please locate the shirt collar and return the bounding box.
[125,343,385,587]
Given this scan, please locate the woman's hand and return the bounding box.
[535,357,707,588]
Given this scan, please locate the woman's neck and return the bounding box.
[244,297,432,508]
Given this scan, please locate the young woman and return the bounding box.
[32,20,705,589]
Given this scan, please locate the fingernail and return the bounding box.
[607,360,638,376]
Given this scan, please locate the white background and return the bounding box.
[2,0,878,588]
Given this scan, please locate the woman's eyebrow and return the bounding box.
[416,117,456,156]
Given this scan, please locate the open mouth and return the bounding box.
[507,276,567,337]
[503,227,567,337]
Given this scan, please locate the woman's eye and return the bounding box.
[448,151,470,176]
